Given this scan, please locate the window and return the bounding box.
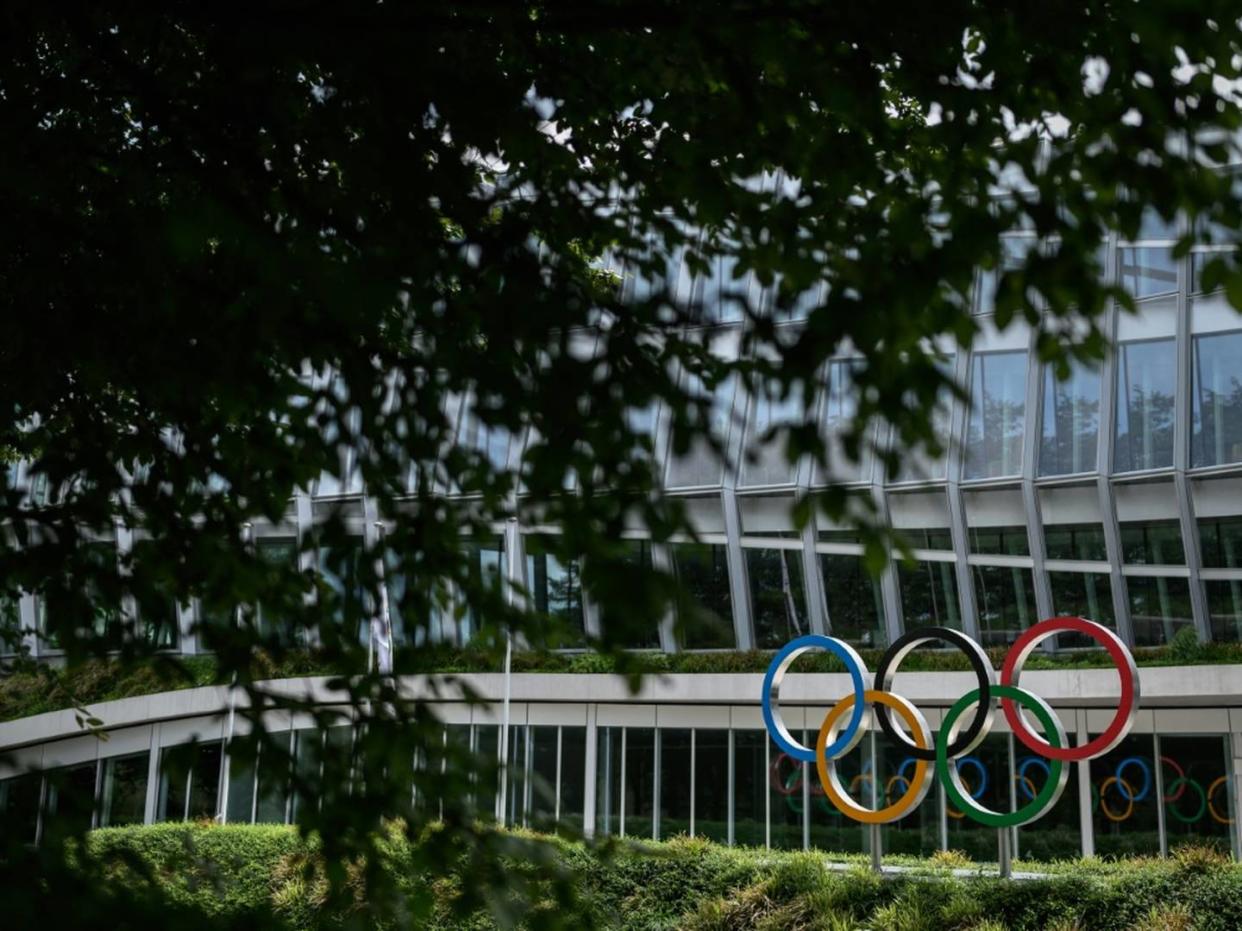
[1090,733,1159,857]
[968,525,1030,557]
[157,742,223,822]
[0,774,41,845]
[691,244,747,324]
[1119,247,1178,299]
[902,527,954,551]
[1039,359,1101,476]
[317,537,367,645]
[976,236,1036,315]
[667,374,738,488]
[1047,571,1114,649]
[769,734,806,849]
[99,752,149,827]
[0,594,22,655]
[1191,330,1242,467]
[820,553,886,648]
[1114,339,1176,472]
[973,565,1038,647]
[593,540,661,649]
[457,401,511,472]
[41,763,98,845]
[524,536,585,647]
[746,548,808,648]
[558,727,587,834]
[1044,523,1108,561]
[897,560,961,630]
[1127,575,1194,647]
[595,726,656,839]
[1160,736,1234,854]
[1119,520,1185,565]
[740,383,805,486]
[256,538,299,645]
[1200,516,1242,568]
[460,536,507,645]
[1206,580,1242,642]
[964,351,1027,480]
[893,355,957,482]
[658,729,692,838]
[733,731,767,846]
[671,543,735,649]
[695,730,729,842]
[817,360,867,484]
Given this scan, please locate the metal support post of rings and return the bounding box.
[760,616,1141,829]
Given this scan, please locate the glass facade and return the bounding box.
[524,536,585,647]
[964,350,1028,480]
[1115,339,1176,473]
[670,543,734,649]
[10,217,1242,663]
[1192,330,1242,468]
[746,547,808,648]
[1039,359,1101,476]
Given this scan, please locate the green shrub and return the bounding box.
[43,824,1242,929]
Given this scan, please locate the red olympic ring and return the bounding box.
[1001,616,1140,763]
[1160,756,1186,803]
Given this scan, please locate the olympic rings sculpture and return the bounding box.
[761,616,1140,827]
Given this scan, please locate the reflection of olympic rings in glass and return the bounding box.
[1081,756,1234,825]
[760,616,1141,827]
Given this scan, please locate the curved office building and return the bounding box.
[4,208,1242,863]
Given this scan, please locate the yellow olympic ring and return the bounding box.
[1208,776,1234,826]
[945,771,988,820]
[1099,776,1135,822]
[886,774,910,800]
[816,690,932,825]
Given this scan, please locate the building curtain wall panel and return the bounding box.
[99,752,149,828]
[897,560,961,630]
[973,564,1038,647]
[670,543,735,649]
[1126,575,1194,647]
[658,728,693,839]
[695,730,729,843]
[816,359,868,484]
[740,383,804,487]
[1191,329,1242,468]
[1090,733,1161,859]
[1206,580,1242,642]
[1047,571,1116,648]
[1159,735,1235,854]
[746,547,808,649]
[964,350,1028,480]
[1114,339,1177,473]
[819,552,886,648]
[733,730,767,847]
[1044,523,1109,561]
[666,374,737,489]
[768,733,806,849]
[1039,358,1102,476]
[524,536,586,647]
[1016,734,1081,862]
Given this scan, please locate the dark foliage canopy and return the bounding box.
[3,2,1242,925]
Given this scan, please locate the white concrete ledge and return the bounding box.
[2,663,1241,753]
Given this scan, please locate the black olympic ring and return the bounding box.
[872,626,997,762]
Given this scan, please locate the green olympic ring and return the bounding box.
[937,685,1068,829]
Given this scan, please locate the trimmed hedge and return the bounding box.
[3,625,1239,723]
[60,823,1242,930]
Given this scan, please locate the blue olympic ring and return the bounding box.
[957,755,988,799]
[1017,757,1051,800]
[897,757,918,784]
[761,634,868,764]
[1114,756,1151,802]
